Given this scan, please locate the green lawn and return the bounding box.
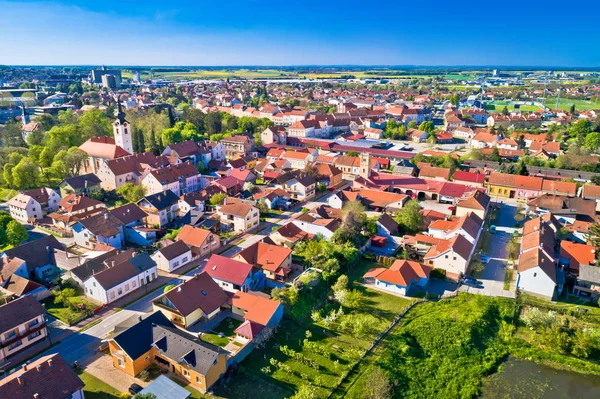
[213,317,243,337]
[78,371,122,399]
[44,295,98,326]
[201,333,230,347]
[169,376,211,399]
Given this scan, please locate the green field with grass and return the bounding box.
[78,371,122,399]
[215,260,413,398]
[543,97,600,111]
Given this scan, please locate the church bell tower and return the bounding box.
[113,96,133,155]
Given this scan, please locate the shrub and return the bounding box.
[430,268,446,280]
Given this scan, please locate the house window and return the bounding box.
[93,282,96,287]
[110,291,115,299]
[182,369,190,377]
[28,330,42,340]
[173,261,179,267]
[6,330,16,339]
[445,255,449,259]
[182,257,188,263]
[202,246,208,251]
[533,273,537,277]
[28,319,39,329]
[453,257,457,261]
[132,280,136,288]
[8,340,22,351]
[196,376,201,383]
[117,358,125,367]
[125,283,129,292]
[117,288,123,295]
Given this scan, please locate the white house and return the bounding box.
[7,187,61,222]
[217,201,260,233]
[80,252,157,304]
[363,260,431,296]
[427,213,482,245]
[203,254,253,293]
[291,212,339,240]
[141,161,201,196]
[517,248,559,300]
[283,175,316,201]
[151,240,192,272]
[423,234,474,279]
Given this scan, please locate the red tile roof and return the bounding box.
[204,254,253,286]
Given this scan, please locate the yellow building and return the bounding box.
[109,312,227,393]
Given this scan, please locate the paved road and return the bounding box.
[461,203,518,298]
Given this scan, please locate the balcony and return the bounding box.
[0,322,47,349]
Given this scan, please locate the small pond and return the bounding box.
[481,357,600,399]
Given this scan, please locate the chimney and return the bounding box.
[17,375,24,386]
[47,359,53,368]
[34,394,39,399]
[194,273,199,280]
[104,213,109,220]
[177,286,182,292]
[138,315,143,321]
[111,261,115,267]
[36,364,42,373]
[22,364,28,372]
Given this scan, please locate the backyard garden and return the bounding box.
[43,279,99,325]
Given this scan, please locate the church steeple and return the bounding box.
[113,95,133,154]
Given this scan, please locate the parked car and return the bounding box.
[129,384,144,395]
[479,254,491,264]
[461,278,482,288]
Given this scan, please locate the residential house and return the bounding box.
[497,138,519,150]
[559,241,596,274]
[59,173,102,197]
[315,163,343,188]
[282,174,316,201]
[453,127,476,141]
[7,188,61,223]
[176,225,220,259]
[253,188,291,210]
[217,201,259,233]
[204,254,253,293]
[517,248,560,300]
[79,136,130,174]
[418,164,451,181]
[261,126,287,145]
[161,140,211,168]
[233,241,293,284]
[427,212,483,244]
[291,212,340,240]
[110,203,156,246]
[487,172,543,200]
[407,128,429,143]
[471,132,499,148]
[453,171,485,188]
[213,176,242,196]
[269,222,310,248]
[222,135,252,158]
[0,296,48,364]
[142,161,202,196]
[73,212,125,249]
[154,241,191,274]
[49,194,107,231]
[363,260,431,295]
[527,195,596,224]
[376,213,399,239]
[423,234,474,280]
[282,151,316,170]
[1,235,64,282]
[108,311,227,393]
[580,184,600,211]
[0,354,85,399]
[574,265,600,299]
[0,274,50,301]
[455,190,490,220]
[97,152,169,190]
[74,251,157,305]
[363,127,383,140]
[152,272,230,328]
[137,190,181,228]
[541,180,577,197]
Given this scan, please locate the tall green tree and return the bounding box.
[12,157,40,189]
[393,199,424,234]
[6,220,28,245]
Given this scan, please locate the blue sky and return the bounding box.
[1,0,599,66]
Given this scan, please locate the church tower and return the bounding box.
[113,97,133,155]
[359,152,372,179]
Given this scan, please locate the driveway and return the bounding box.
[461,203,517,298]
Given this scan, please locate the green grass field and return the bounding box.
[543,97,600,111]
[78,371,122,399]
[218,260,413,398]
